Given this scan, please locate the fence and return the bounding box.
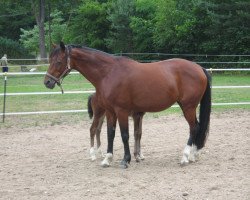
[0,55,250,118]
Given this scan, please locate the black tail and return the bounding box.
[87,94,94,119]
[195,68,212,149]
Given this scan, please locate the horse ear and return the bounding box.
[60,41,66,51]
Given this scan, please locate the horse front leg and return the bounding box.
[117,110,131,169]
[101,111,117,167]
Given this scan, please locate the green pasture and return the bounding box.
[0,72,249,127]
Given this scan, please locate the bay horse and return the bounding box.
[87,93,145,162]
[44,42,211,168]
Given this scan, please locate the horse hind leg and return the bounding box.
[180,105,199,165]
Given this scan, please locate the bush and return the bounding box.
[0,37,35,64]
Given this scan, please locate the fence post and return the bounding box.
[2,72,7,123]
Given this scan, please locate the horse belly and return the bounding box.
[132,88,177,112]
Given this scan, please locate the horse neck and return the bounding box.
[70,48,115,87]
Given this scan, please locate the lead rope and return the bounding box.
[58,82,64,94]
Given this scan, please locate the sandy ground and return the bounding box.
[0,111,249,200]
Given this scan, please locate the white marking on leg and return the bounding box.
[187,145,200,162]
[188,145,196,162]
[139,152,145,160]
[101,153,113,167]
[181,145,191,165]
[192,145,199,160]
[97,147,105,158]
[90,147,96,161]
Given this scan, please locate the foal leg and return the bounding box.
[180,107,199,165]
[101,111,117,167]
[89,110,105,161]
[133,112,145,162]
[96,115,105,158]
[138,114,145,161]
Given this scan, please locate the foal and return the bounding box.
[88,93,145,164]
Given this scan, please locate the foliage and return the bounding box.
[130,0,158,53]
[0,0,35,40]
[0,0,249,62]
[65,0,111,51]
[201,0,250,55]
[19,10,67,55]
[105,0,135,53]
[0,37,34,63]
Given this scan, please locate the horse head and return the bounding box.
[44,42,71,92]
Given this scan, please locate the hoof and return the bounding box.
[139,153,145,160]
[188,145,199,162]
[135,152,144,162]
[180,156,189,166]
[91,155,97,161]
[101,161,110,168]
[101,153,113,168]
[120,160,129,169]
[90,147,96,161]
[188,153,196,163]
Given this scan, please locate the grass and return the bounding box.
[0,72,249,128]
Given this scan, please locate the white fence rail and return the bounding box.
[1,102,250,116]
[1,68,250,76]
[0,86,250,97]
[0,68,249,116]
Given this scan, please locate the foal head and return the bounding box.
[44,42,71,91]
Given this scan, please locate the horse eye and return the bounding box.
[56,60,63,67]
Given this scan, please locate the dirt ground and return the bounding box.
[0,110,249,200]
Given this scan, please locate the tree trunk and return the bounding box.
[31,0,46,60]
[38,0,46,59]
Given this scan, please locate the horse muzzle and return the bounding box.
[44,78,56,89]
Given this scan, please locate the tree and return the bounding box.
[65,0,111,51]
[0,0,35,40]
[0,37,34,63]
[20,10,67,55]
[31,0,46,59]
[106,0,135,53]
[130,0,159,53]
[153,0,199,53]
[200,0,250,55]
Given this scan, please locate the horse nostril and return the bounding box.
[44,79,50,86]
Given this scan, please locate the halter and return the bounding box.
[46,46,71,94]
